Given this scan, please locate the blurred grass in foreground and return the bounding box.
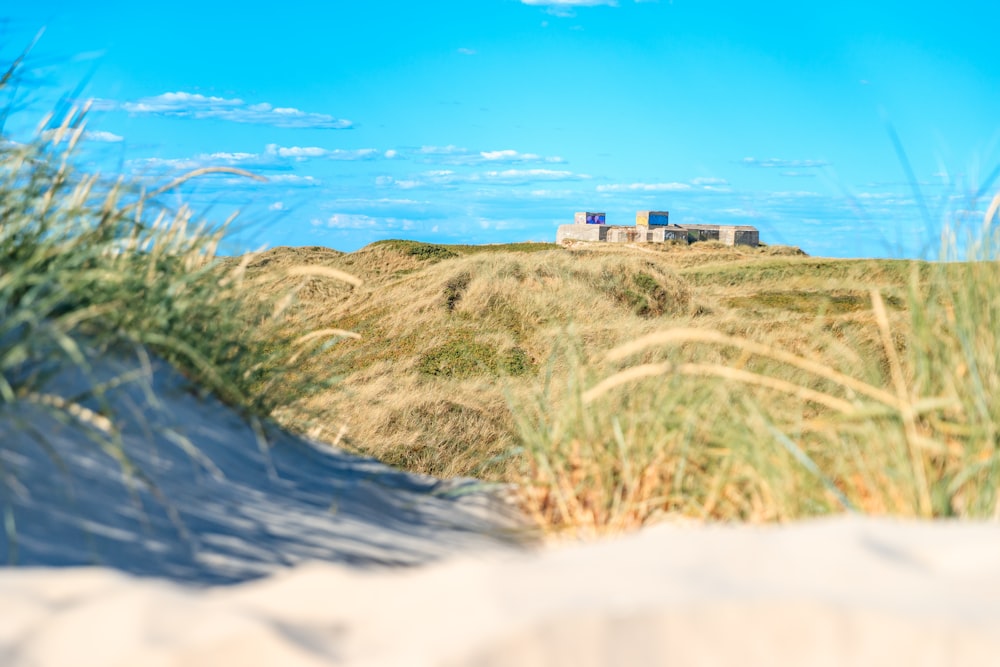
[0,60,358,469]
[512,194,1000,535]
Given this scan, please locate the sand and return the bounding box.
[0,345,524,584]
[3,345,1000,665]
[5,517,1000,666]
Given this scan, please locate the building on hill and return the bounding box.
[557,211,759,247]
[635,210,670,227]
[574,211,606,225]
[719,225,759,246]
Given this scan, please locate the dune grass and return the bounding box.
[241,240,898,495]
[237,211,1000,537]
[512,198,1000,534]
[0,82,357,478]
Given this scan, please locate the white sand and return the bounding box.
[4,517,1000,666]
[3,346,1000,665]
[0,346,523,584]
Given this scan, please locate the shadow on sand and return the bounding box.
[0,346,529,585]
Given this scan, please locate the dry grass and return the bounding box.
[238,244,696,477]
[512,202,1000,534]
[235,236,907,506]
[239,203,1000,537]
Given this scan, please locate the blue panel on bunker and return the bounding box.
[587,213,606,225]
[648,211,669,226]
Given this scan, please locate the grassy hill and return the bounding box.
[228,236,1000,532]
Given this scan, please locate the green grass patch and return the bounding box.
[369,239,459,262]
[368,239,556,259]
[728,290,904,314]
[680,258,922,288]
[417,336,535,379]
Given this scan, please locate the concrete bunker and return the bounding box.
[557,210,759,247]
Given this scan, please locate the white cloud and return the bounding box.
[770,191,822,198]
[481,149,534,161]
[323,213,381,229]
[127,151,269,173]
[376,167,589,189]
[269,201,286,211]
[521,1,617,7]
[690,176,728,186]
[482,168,585,181]
[597,182,692,193]
[319,213,417,230]
[527,189,575,198]
[264,144,379,161]
[480,149,564,163]
[418,145,566,166]
[420,145,466,155]
[269,174,320,185]
[327,148,379,161]
[268,145,328,159]
[740,157,830,169]
[457,48,477,55]
[42,128,125,143]
[331,197,427,206]
[204,151,257,161]
[127,156,203,171]
[125,150,298,185]
[521,0,618,17]
[120,92,352,129]
[389,169,458,189]
[417,146,565,165]
[856,192,902,201]
[85,130,124,142]
[384,149,399,159]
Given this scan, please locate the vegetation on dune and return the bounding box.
[9,99,998,537]
[6,51,1000,539]
[0,69,357,473]
[246,243,700,473]
[245,219,1000,535]
[513,214,1000,533]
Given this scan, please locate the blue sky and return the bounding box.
[4,1,999,257]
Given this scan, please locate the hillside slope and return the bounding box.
[237,240,916,489]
